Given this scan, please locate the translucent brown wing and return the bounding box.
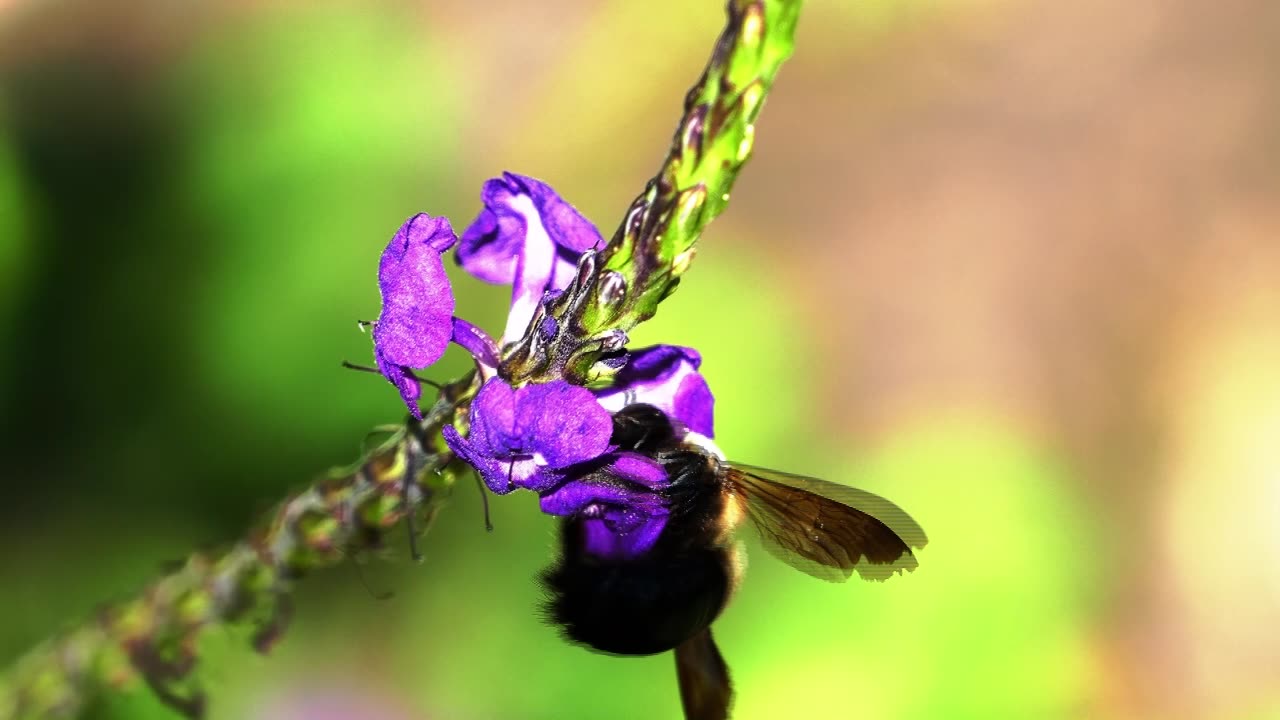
[725,464,928,583]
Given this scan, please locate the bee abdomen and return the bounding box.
[540,535,733,657]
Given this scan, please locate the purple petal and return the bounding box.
[450,317,500,370]
[443,425,514,495]
[594,345,716,437]
[457,173,603,282]
[454,191,517,284]
[374,348,422,419]
[604,453,669,489]
[515,380,614,469]
[467,377,519,457]
[456,173,603,343]
[517,172,603,254]
[372,214,458,416]
[540,478,669,560]
[445,420,559,495]
[538,476,665,518]
[445,426,561,495]
[451,379,613,495]
[514,464,565,493]
[673,372,716,438]
[374,214,457,368]
[580,514,668,560]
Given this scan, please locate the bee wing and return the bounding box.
[727,464,928,583]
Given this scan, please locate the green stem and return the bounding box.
[0,1,804,717]
[504,0,802,384]
[594,0,801,328]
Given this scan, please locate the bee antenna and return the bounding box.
[341,360,441,389]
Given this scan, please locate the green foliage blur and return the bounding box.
[3,1,1278,719]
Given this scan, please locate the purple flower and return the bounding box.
[442,377,614,494]
[594,345,715,438]
[457,173,604,345]
[364,183,718,566]
[539,453,671,559]
[373,214,459,419]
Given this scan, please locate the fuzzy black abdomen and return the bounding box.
[541,527,733,656]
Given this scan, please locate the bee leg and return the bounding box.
[675,627,733,720]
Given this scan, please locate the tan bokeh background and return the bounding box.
[1,1,1277,718]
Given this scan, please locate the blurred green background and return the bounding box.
[2,0,1279,718]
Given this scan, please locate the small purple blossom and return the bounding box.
[594,345,715,438]
[366,177,720,564]
[457,173,604,344]
[442,377,614,494]
[372,213,459,418]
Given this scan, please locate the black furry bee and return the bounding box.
[541,405,928,720]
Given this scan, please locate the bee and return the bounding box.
[540,405,928,720]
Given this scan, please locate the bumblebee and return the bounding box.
[541,405,927,719]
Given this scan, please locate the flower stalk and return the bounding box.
[0,1,803,717]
